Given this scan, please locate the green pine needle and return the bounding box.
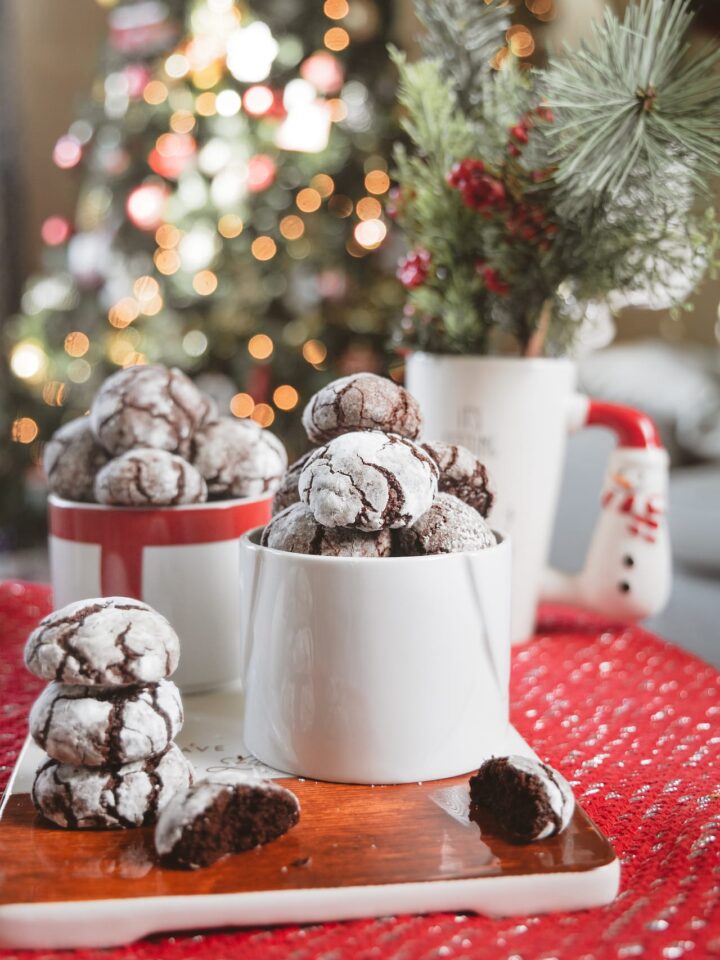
[543,0,720,210]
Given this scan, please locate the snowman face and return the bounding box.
[610,458,667,496]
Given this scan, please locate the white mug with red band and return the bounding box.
[48,494,272,692]
[406,354,671,642]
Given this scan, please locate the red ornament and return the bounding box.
[476,261,510,296]
[397,250,431,289]
[447,160,506,213]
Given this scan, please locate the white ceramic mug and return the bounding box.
[406,353,671,642]
[48,494,272,692]
[240,527,512,784]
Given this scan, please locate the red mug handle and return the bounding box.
[542,395,671,621]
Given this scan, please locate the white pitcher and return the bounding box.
[406,353,671,643]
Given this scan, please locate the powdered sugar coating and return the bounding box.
[154,778,300,859]
[271,451,315,515]
[421,441,494,518]
[397,493,497,555]
[191,418,287,498]
[43,417,110,502]
[501,755,575,838]
[302,373,423,444]
[24,597,180,686]
[29,679,183,767]
[262,502,392,557]
[299,432,438,532]
[94,449,207,506]
[32,743,194,829]
[90,365,214,457]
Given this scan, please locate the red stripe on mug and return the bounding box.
[49,498,271,598]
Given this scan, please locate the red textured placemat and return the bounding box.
[1,581,718,960]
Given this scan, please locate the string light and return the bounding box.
[195,91,217,116]
[251,403,275,427]
[218,214,243,238]
[193,270,218,295]
[11,418,39,444]
[328,194,353,217]
[507,25,535,57]
[302,339,327,364]
[354,218,387,249]
[42,381,65,407]
[243,85,274,116]
[324,0,349,18]
[64,332,90,357]
[324,27,350,51]
[280,215,305,240]
[170,110,196,133]
[248,333,274,359]
[365,170,390,194]
[310,174,335,197]
[273,384,299,410]
[182,330,208,356]
[67,359,92,383]
[296,188,322,212]
[108,298,140,328]
[230,392,255,417]
[143,80,168,104]
[356,197,382,220]
[251,236,277,261]
[41,216,72,246]
[156,224,181,248]
[154,249,181,274]
[216,89,242,116]
[133,276,160,302]
[10,342,47,381]
[53,136,82,170]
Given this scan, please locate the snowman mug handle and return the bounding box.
[541,396,672,622]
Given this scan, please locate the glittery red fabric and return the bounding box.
[1,580,718,960]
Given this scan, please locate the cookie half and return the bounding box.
[29,679,183,767]
[396,493,497,555]
[155,779,300,868]
[32,743,194,829]
[469,755,575,842]
[24,597,181,686]
[262,502,392,557]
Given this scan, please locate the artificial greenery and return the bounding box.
[392,0,720,356]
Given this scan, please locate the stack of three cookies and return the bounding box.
[264,372,497,557]
[25,597,194,829]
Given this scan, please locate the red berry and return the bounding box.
[536,106,555,123]
[510,124,529,144]
[397,250,431,289]
[476,262,510,295]
[508,144,522,158]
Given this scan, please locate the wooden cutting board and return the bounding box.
[0,687,619,950]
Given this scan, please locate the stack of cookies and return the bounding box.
[25,597,194,829]
[264,372,496,557]
[44,364,287,507]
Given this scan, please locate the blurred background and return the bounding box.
[0,0,718,661]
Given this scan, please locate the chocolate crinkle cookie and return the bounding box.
[271,450,315,515]
[155,779,300,869]
[29,679,183,768]
[263,503,392,557]
[469,755,575,843]
[90,364,214,457]
[191,417,287,498]
[43,417,110,502]
[299,431,438,532]
[94,449,207,506]
[395,493,496,556]
[32,743,194,830]
[421,441,494,518]
[302,373,423,444]
[24,597,180,686]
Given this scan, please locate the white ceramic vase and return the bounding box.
[406,352,672,642]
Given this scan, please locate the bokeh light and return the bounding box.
[11,417,39,444]
[273,384,299,410]
[193,270,218,295]
[248,333,274,359]
[324,0,349,18]
[218,214,244,238]
[10,342,47,381]
[280,215,305,240]
[230,392,255,417]
[108,298,140,328]
[296,188,322,212]
[356,197,382,220]
[41,216,72,246]
[302,339,327,364]
[251,403,275,427]
[365,170,390,194]
[64,331,90,357]
[243,85,274,116]
[354,218,387,249]
[324,27,350,51]
[251,236,277,261]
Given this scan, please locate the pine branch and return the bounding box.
[415,0,513,112]
[542,0,720,212]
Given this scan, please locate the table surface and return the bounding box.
[1,582,718,960]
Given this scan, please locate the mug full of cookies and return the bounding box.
[45,364,287,693]
[241,373,513,784]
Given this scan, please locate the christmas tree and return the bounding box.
[1,0,400,547]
